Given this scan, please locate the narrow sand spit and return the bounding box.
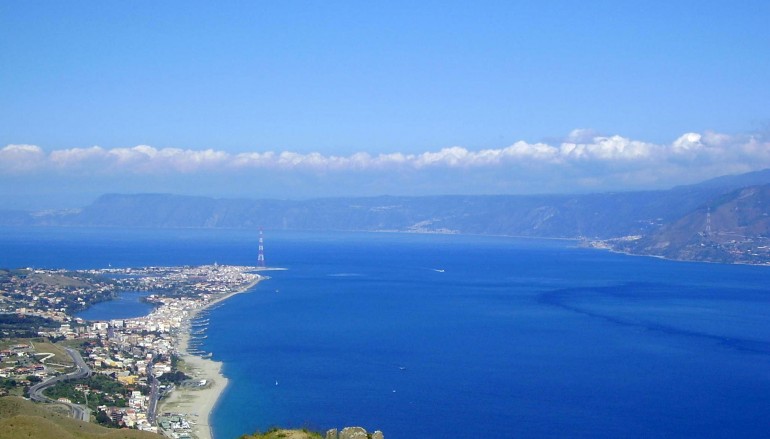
[159,277,261,439]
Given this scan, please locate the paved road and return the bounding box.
[146,356,160,425]
[28,347,92,422]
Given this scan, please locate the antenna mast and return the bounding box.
[257,228,266,268]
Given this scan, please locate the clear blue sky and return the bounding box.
[1,1,770,208]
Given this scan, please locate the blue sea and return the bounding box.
[2,227,770,438]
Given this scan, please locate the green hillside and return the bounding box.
[0,397,159,439]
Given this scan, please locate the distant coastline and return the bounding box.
[7,170,770,267]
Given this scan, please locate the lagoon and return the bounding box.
[74,291,155,321]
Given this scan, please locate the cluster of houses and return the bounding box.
[1,264,260,437]
[0,269,119,318]
[0,344,46,396]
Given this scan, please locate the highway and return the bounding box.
[146,355,160,425]
[28,347,92,422]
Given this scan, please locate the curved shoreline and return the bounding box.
[159,277,262,439]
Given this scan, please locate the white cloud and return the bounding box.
[4,130,770,193]
[504,141,559,161]
[104,146,231,172]
[49,146,109,169]
[0,144,46,172]
[672,132,703,153]
[560,135,658,161]
[565,128,600,143]
[414,147,470,168]
[231,151,276,168]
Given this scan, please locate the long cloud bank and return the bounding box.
[2,130,769,190]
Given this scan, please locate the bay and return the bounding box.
[2,227,769,438]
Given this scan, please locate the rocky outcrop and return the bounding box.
[341,427,367,439]
[326,426,384,439]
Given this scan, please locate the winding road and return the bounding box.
[28,347,92,422]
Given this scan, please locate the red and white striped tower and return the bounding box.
[257,228,266,268]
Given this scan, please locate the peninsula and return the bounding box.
[0,264,267,439]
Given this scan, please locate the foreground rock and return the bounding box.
[326,426,384,439]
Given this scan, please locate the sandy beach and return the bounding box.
[158,276,262,439]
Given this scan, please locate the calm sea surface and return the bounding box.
[2,227,769,438]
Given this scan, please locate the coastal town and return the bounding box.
[0,264,263,439]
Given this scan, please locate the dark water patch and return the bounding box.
[539,283,770,355]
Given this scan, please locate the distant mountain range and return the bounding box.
[3,169,770,264]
